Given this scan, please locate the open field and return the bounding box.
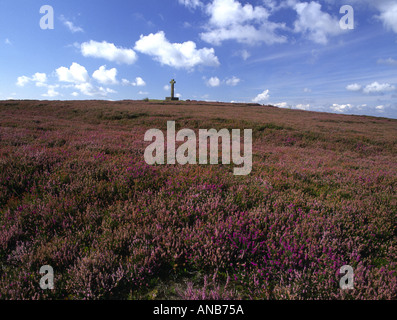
[0,100,396,299]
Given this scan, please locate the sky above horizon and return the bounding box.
[1,0,397,118]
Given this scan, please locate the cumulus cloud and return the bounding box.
[346,81,396,94]
[60,15,84,33]
[346,83,362,91]
[122,77,146,87]
[74,82,95,96]
[275,102,311,110]
[204,75,240,87]
[206,0,269,28]
[273,102,311,110]
[55,63,116,97]
[81,40,138,65]
[295,104,310,110]
[16,73,47,87]
[363,81,396,94]
[92,65,118,85]
[42,85,60,98]
[327,103,385,115]
[182,0,351,46]
[122,79,130,86]
[178,0,203,9]
[274,102,289,108]
[72,82,115,97]
[225,76,241,86]
[252,89,270,103]
[32,73,47,84]
[206,76,221,87]
[347,0,397,34]
[133,77,146,87]
[16,63,118,98]
[134,31,219,69]
[16,76,31,87]
[56,62,90,84]
[292,1,343,44]
[330,103,354,113]
[200,0,286,45]
[375,1,397,33]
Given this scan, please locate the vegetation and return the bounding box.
[0,100,396,299]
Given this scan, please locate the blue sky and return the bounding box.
[1,0,397,118]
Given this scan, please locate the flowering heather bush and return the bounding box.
[0,100,396,300]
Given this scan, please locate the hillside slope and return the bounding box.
[0,100,396,299]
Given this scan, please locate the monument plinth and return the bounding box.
[166,79,179,101]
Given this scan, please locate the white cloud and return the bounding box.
[252,89,270,103]
[206,0,269,28]
[122,79,130,86]
[225,76,241,86]
[74,82,96,96]
[200,0,286,45]
[346,83,362,91]
[363,81,395,94]
[99,87,117,95]
[303,87,312,93]
[5,38,11,45]
[262,0,278,11]
[164,84,170,91]
[330,103,353,113]
[92,65,118,85]
[273,102,311,110]
[134,31,219,69]
[203,75,240,87]
[56,63,89,84]
[292,1,343,44]
[122,77,146,86]
[274,102,289,108]
[206,76,221,87]
[134,77,146,86]
[351,0,397,34]
[81,40,138,65]
[16,72,47,87]
[73,82,115,97]
[60,15,84,33]
[42,85,60,98]
[240,49,251,60]
[295,103,310,110]
[377,57,397,66]
[178,0,203,9]
[376,1,397,33]
[32,73,47,86]
[346,81,396,94]
[16,76,31,87]
[53,63,116,97]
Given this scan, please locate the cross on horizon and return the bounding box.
[170,79,176,99]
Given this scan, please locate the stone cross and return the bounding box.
[170,79,176,99]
